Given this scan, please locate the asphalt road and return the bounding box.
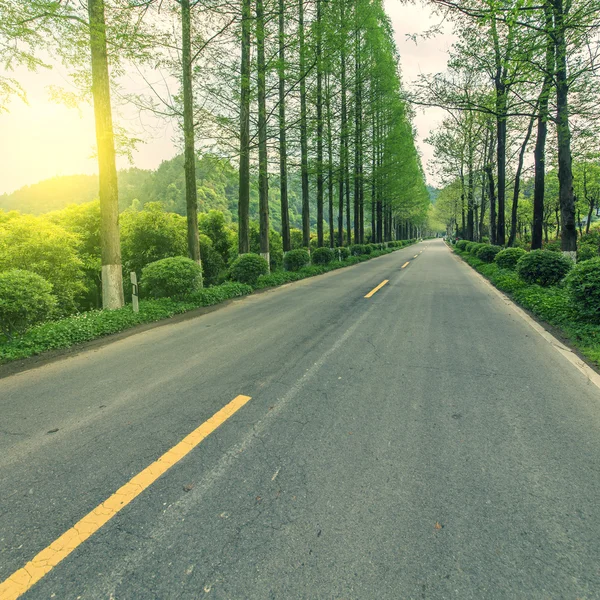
[1,240,599,599]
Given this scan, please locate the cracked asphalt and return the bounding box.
[1,239,600,599]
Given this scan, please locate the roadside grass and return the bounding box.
[452,247,600,369]
[0,242,416,364]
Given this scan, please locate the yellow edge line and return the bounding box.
[0,394,252,600]
[364,279,389,298]
[401,262,410,269]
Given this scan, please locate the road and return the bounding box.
[1,239,599,599]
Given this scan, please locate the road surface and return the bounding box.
[1,239,599,599]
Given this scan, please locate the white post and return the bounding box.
[130,271,139,313]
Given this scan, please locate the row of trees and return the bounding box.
[2,0,429,309]
[418,0,600,252]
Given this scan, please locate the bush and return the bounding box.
[362,244,372,254]
[0,270,57,339]
[230,253,269,285]
[284,248,310,271]
[141,256,203,300]
[543,239,562,252]
[311,247,333,265]
[516,249,573,287]
[350,244,366,256]
[577,243,598,263]
[476,244,503,263]
[455,240,469,251]
[338,247,351,260]
[495,247,527,270]
[199,235,226,286]
[566,258,600,322]
[466,242,482,255]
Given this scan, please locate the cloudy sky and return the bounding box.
[0,2,452,195]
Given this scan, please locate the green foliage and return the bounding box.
[350,244,366,256]
[0,283,252,362]
[230,253,269,285]
[0,270,57,339]
[0,214,85,314]
[311,247,333,265]
[338,247,351,260]
[495,247,526,270]
[468,242,484,255]
[120,203,187,276]
[141,257,203,300]
[198,210,235,265]
[516,250,573,287]
[199,234,226,286]
[542,239,562,252]
[475,244,502,263]
[455,240,469,251]
[566,258,600,322]
[284,249,311,271]
[577,243,598,262]
[249,222,284,270]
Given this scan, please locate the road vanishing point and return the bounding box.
[1,239,599,599]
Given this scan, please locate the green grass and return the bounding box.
[0,242,417,364]
[453,247,600,369]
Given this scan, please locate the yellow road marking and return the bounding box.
[401,262,410,269]
[364,280,389,298]
[413,255,418,258]
[0,394,252,600]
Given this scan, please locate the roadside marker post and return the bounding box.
[130,272,139,313]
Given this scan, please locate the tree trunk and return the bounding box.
[238,0,251,254]
[299,0,310,248]
[181,0,202,277]
[278,0,290,252]
[87,0,124,309]
[553,0,577,254]
[316,0,324,247]
[256,0,270,267]
[508,114,535,247]
[496,85,507,245]
[532,3,554,251]
[326,73,335,248]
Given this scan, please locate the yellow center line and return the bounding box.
[364,280,389,298]
[413,255,418,258]
[0,394,252,600]
[401,262,410,269]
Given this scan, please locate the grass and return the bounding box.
[452,246,600,369]
[0,242,417,364]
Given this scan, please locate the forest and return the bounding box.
[0,0,430,330]
[422,0,600,255]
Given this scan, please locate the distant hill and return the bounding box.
[427,185,440,204]
[0,169,154,215]
[0,154,307,230]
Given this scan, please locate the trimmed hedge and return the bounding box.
[0,270,57,339]
[495,247,526,270]
[141,256,203,300]
[350,244,366,256]
[311,247,334,265]
[230,253,269,285]
[456,240,469,251]
[516,250,573,287]
[566,257,600,322]
[284,248,311,271]
[475,244,502,263]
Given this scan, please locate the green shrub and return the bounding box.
[464,241,477,253]
[199,235,226,286]
[466,242,482,255]
[455,240,469,251]
[230,253,269,284]
[141,256,203,300]
[476,244,503,263]
[543,239,562,252]
[350,244,366,256]
[311,247,333,265]
[337,247,351,260]
[516,249,573,287]
[284,248,310,271]
[0,270,57,339]
[566,258,600,322]
[495,247,526,270]
[577,243,598,263]
[362,244,372,255]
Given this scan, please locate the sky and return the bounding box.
[0,2,453,196]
